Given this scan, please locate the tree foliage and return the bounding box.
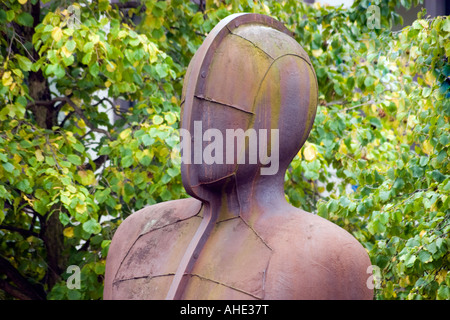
[0,0,448,300]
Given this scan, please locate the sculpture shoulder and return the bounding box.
[268,208,368,258]
[114,197,202,238]
[260,208,366,254]
[262,208,373,299]
[103,198,202,299]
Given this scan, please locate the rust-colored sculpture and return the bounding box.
[104,13,373,300]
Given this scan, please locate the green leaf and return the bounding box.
[2,162,14,173]
[59,212,70,226]
[124,183,134,196]
[83,42,94,53]
[431,170,445,183]
[82,218,101,234]
[152,115,163,125]
[67,154,82,166]
[121,155,133,168]
[317,202,328,219]
[82,52,92,65]
[380,190,390,201]
[404,253,416,268]
[443,19,450,32]
[141,134,154,146]
[17,12,34,27]
[67,290,82,300]
[6,10,14,22]
[155,64,168,78]
[65,40,76,52]
[422,86,431,98]
[364,76,375,88]
[17,179,31,193]
[418,250,432,263]
[437,286,450,300]
[167,167,178,178]
[16,55,32,71]
[419,156,428,166]
[139,155,151,166]
[89,62,99,77]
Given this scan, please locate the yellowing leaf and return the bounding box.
[303,143,317,161]
[75,203,86,214]
[312,48,323,58]
[61,46,72,58]
[105,80,111,88]
[119,128,131,140]
[63,227,74,238]
[436,270,447,284]
[78,170,96,185]
[418,19,428,28]
[407,114,418,127]
[419,230,426,237]
[2,71,12,86]
[13,153,22,163]
[77,118,86,128]
[106,61,116,72]
[423,139,433,155]
[19,0,27,4]
[23,194,33,206]
[51,27,63,42]
[338,142,348,155]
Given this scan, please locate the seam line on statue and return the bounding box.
[194,94,255,115]
[238,216,273,251]
[227,27,314,68]
[189,273,262,300]
[139,214,203,237]
[191,172,237,187]
[225,28,275,60]
[251,53,312,115]
[261,256,271,299]
[112,273,176,285]
[112,213,203,282]
[216,216,240,224]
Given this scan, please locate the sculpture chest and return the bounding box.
[110,216,273,300]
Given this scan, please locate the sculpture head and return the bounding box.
[180,13,318,203]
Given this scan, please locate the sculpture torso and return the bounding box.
[104,198,372,299]
[104,13,373,300]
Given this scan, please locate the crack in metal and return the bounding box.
[194,94,255,115]
[189,273,263,300]
[113,210,203,284]
[226,25,275,61]
[112,273,176,286]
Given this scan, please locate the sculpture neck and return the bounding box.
[210,173,289,223]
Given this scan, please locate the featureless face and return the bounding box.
[180,18,318,198]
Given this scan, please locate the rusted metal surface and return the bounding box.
[104,13,373,300]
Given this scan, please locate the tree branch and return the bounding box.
[0,255,46,300]
[80,155,109,172]
[0,225,39,238]
[63,97,112,139]
[112,1,145,11]
[28,97,112,139]
[0,280,33,300]
[59,111,74,128]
